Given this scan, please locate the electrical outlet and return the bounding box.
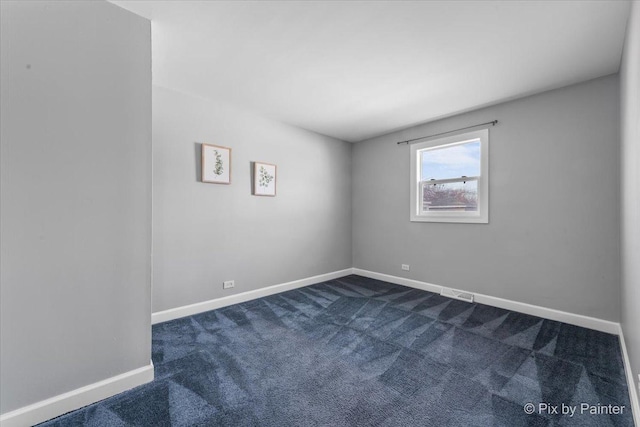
[223,280,235,289]
[401,264,410,271]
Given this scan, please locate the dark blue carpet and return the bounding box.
[39,275,634,426]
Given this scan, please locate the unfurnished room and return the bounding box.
[1,0,639,426]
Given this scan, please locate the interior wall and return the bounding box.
[152,86,352,313]
[352,75,621,321]
[621,0,640,394]
[0,1,152,414]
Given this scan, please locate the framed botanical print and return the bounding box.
[253,162,276,196]
[201,144,231,184]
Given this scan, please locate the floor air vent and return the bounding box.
[440,287,474,303]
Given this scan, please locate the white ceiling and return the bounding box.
[111,1,631,142]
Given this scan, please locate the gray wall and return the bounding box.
[152,86,352,313]
[621,1,640,393]
[353,75,621,321]
[0,1,151,414]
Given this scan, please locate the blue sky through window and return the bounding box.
[420,140,481,180]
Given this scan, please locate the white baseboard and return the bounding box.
[0,361,154,427]
[154,267,619,335]
[352,269,620,335]
[619,326,640,426]
[151,268,354,325]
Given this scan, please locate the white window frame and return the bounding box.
[410,128,489,223]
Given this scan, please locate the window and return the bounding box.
[410,129,488,223]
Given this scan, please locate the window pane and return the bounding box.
[422,180,478,212]
[421,140,480,181]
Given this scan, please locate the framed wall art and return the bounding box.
[201,144,231,184]
[253,162,277,196]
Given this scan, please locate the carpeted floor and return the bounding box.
[39,275,634,426]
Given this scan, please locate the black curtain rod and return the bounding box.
[396,120,498,145]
